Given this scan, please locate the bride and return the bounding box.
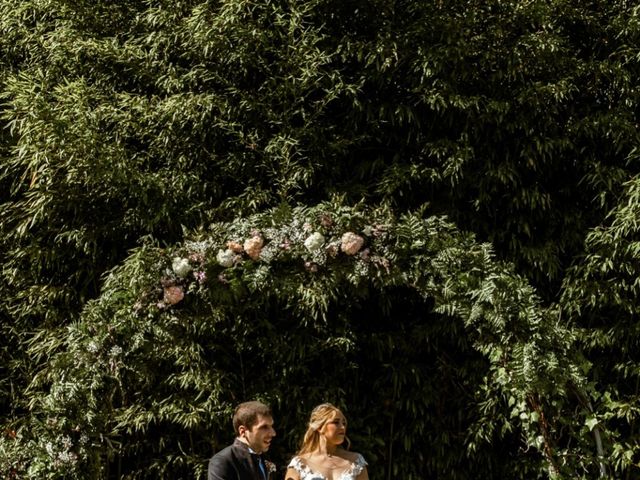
[285,403,369,480]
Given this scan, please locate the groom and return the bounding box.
[208,400,277,480]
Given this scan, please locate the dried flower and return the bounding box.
[304,261,318,272]
[58,451,78,465]
[61,436,73,449]
[217,249,235,267]
[326,244,338,257]
[319,213,333,228]
[194,270,207,284]
[340,232,364,255]
[163,285,184,305]
[375,256,391,273]
[265,460,277,473]
[280,238,292,250]
[189,252,205,263]
[304,232,325,251]
[244,235,264,260]
[373,224,387,237]
[172,257,192,278]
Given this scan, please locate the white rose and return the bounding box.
[172,257,192,278]
[216,249,235,267]
[304,232,325,251]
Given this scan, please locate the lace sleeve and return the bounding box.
[287,456,306,475]
[351,454,368,476]
[287,457,324,480]
[287,457,302,473]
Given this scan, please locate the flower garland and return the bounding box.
[151,205,390,310]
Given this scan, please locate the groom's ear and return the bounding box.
[238,425,247,437]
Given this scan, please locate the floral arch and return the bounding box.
[17,202,590,479]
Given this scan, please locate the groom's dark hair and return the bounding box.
[233,400,272,434]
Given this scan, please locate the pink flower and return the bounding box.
[244,235,264,260]
[163,285,184,305]
[340,232,364,255]
[227,241,244,253]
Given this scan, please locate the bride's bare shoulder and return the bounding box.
[338,449,363,462]
[285,465,301,480]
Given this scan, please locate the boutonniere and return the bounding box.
[265,460,276,474]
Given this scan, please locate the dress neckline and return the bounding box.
[290,454,364,480]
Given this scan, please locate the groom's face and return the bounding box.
[241,414,276,453]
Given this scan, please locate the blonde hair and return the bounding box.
[297,403,351,455]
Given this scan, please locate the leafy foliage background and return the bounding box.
[0,0,639,478]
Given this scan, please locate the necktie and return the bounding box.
[257,455,267,479]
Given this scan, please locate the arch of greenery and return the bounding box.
[12,202,598,479]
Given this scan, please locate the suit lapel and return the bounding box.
[232,438,263,480]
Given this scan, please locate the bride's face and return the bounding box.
[321,412,347,446]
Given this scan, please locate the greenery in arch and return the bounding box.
[561,176,640,475]
[3,201,598,479]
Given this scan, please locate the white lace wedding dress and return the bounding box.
[287,454,367,480]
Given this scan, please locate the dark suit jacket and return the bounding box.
[208,438,272,480]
